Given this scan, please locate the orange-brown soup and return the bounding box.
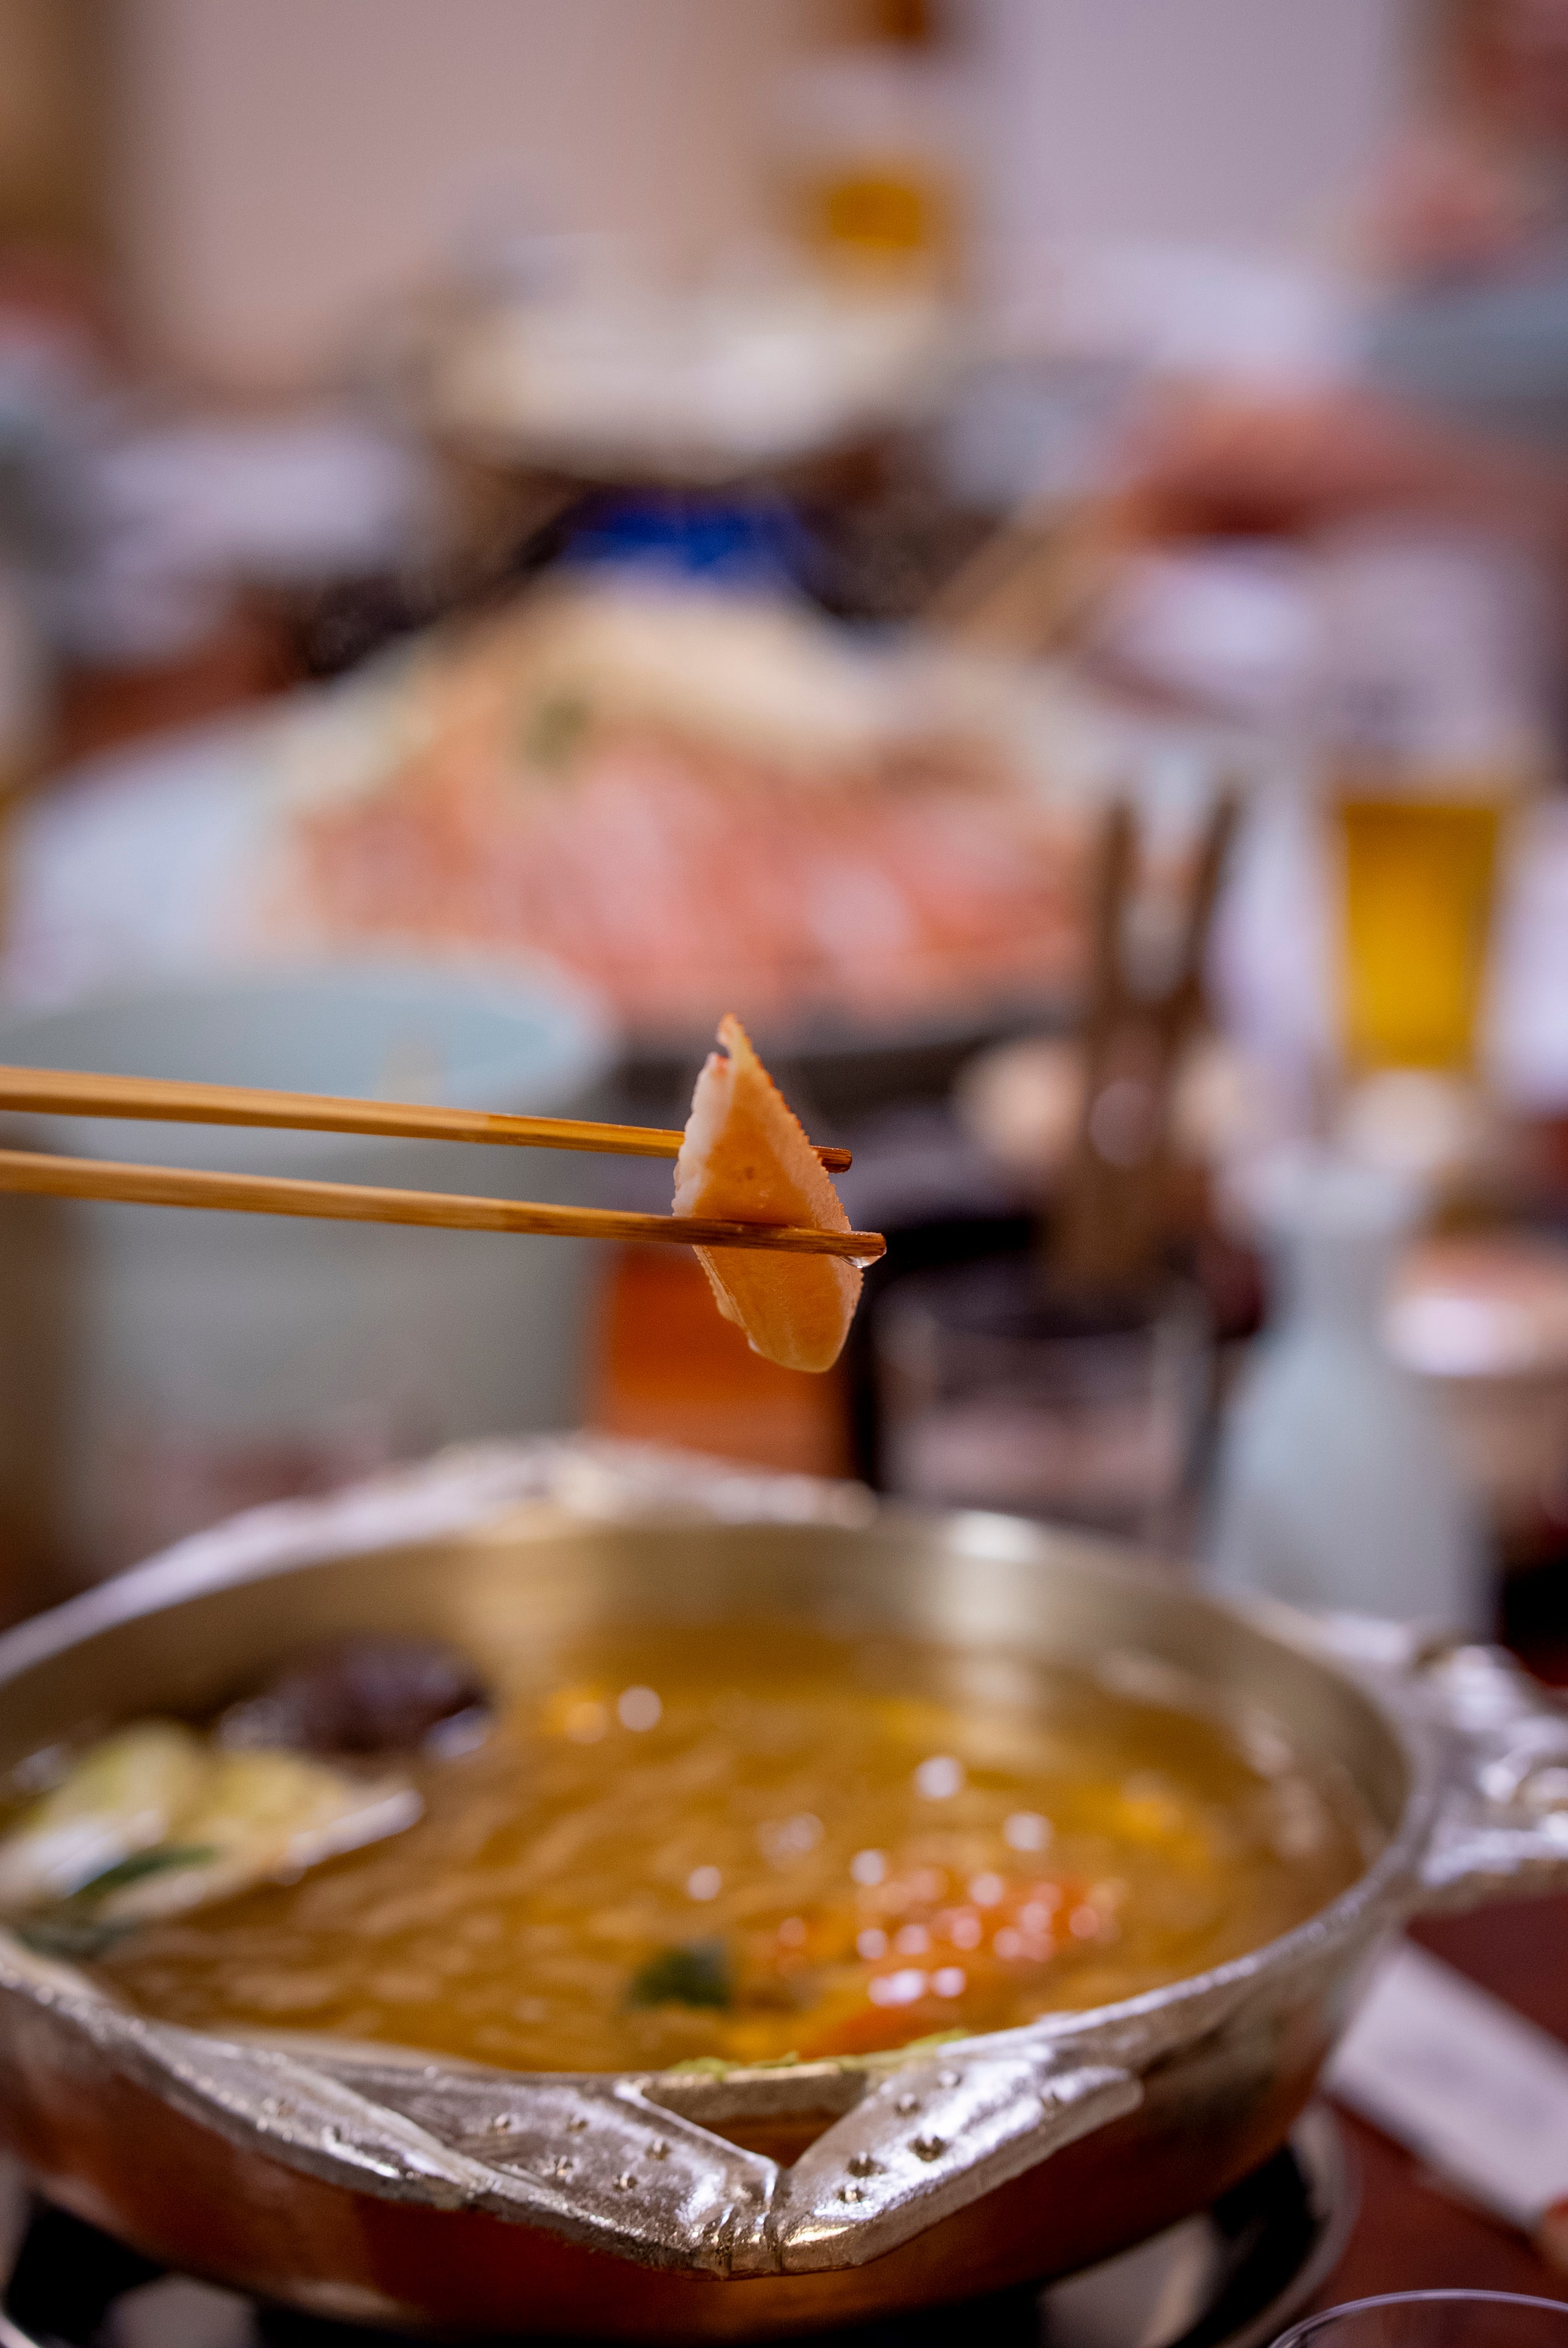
[96,1625,1369,2073]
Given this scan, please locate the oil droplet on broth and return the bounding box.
[617,1687,662,1732]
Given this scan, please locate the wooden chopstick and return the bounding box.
[1050,788,1240,1291]
[0,1148,885,1261]
[0,1065,853,1174]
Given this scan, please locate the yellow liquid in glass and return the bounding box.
[1336,784,1508,1070]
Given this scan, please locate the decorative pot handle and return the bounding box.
[1298,1616,1568,1913]
[292,2036,1141,2274]
[1404,1640,1568,1912]
[744,2045,1142,2274]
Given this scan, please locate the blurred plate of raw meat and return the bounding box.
[0,578,1169,1065]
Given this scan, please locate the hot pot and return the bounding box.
[1,1438,1565,2340]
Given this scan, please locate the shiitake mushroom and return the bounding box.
[219,1638,488,1758]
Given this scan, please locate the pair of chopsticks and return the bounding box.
[1049,791,1239,1291]
[0,1068,883,1263]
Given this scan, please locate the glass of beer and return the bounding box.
[1319,526,1546,1076]
[1334,760,1519,1072]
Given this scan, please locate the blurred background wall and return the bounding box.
[973,0,1414,266]
[0,0,1415,398]
[110,0,808,392]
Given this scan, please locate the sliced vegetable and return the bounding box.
[98,1750,421,1924]
[13,1914,136,1963]
[0,1723,207,1911]
[0,1724,420,1939]
[71,1844,220,1901]
[628,1939,734,2011]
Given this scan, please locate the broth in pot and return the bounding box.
[76,1622,1369,2074]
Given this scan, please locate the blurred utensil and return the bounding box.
[1050,790,1239,1291]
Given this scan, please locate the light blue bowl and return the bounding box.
[0,961,617,1590]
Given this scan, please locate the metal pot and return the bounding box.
[1,1439,1565,2340]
